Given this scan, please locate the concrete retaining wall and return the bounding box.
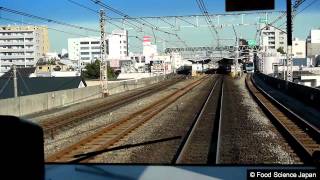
[254,72,320,110]
[0,75,170,117]
[0,85,102,117]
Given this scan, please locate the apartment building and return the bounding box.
[260,25,287,53]
[0,25,49,72]
[68,29,128,66]
[68,37,101,65]
[108,29,128,59]
[306,29,320,57]
[292,38,306,58]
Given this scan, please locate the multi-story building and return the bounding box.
[260,25,287,53]
[306,29,320,57]
[68,29,128,66]
[68,37,101,65]
[292,38,306,58]
[142,36,158,63]
[108,29,128,59]
[308,29,320,43]
[0,25,49,72]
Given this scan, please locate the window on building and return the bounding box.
[80,42,89,44]
[81,57,90,60]
[80,47,89,50]
[91,41,99,44]
[80,52,89,55]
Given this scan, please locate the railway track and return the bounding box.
[40,76,183,139]
[46,76,208,163]
[246,74,320,165]
[172,76,224,164]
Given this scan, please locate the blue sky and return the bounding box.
[1,0,320,53]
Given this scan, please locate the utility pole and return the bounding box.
[286,0,293,82]
[13,64,18,97]
[100,9,108,96]
[232,25,239,78]
[235,39,239,78]
[24,33,27,68]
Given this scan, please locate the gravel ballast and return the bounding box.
[218,75,298,164]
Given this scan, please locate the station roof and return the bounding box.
[187,59,211,64]
[0,76,86,99]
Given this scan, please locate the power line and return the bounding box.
[66,0,142,31]
[0,16,141,40]
[195,0,220,46]
[0,17,90,37]
[66,0,183,47]
[0,6,100,33]
[278,0,319,28]
[89,0,188,47]
[296,0,319,15]
[67,0,98,14]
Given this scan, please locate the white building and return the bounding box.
[292,38,306,58]
[68,37,101,65]
[0,25,49,72]
[68,29,128,66]
[142,36,158,63]
[308,29,320,43]
[306,29,320,64]
[260,25,287,53]
[108,29,128,59]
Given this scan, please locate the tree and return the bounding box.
[277,47,286,55]
[83,60,117,80]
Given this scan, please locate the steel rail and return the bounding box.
[40,77,183,138]
[46,76,208,163]
[246,74,320,165]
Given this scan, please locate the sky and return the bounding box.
[0,0,320,53]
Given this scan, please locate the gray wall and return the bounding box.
[0,75,167,117]
[307,43,320,57]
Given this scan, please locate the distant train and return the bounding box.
[176,65,192,75]
[244,62,254,73]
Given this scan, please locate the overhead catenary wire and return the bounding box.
[66,0,182,48]
[0,16,91,38]
[0,16,141,40]
[256,0,310,43]
[195,0,220,47]
[89,0,188,48]
[0,6,100,33]
[278,0,319,29]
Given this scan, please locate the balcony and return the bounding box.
[0,48,35,52]
[0,35,34,39]
[0,61,36,66]
[0,41,34,45]
[0,55,35,59]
